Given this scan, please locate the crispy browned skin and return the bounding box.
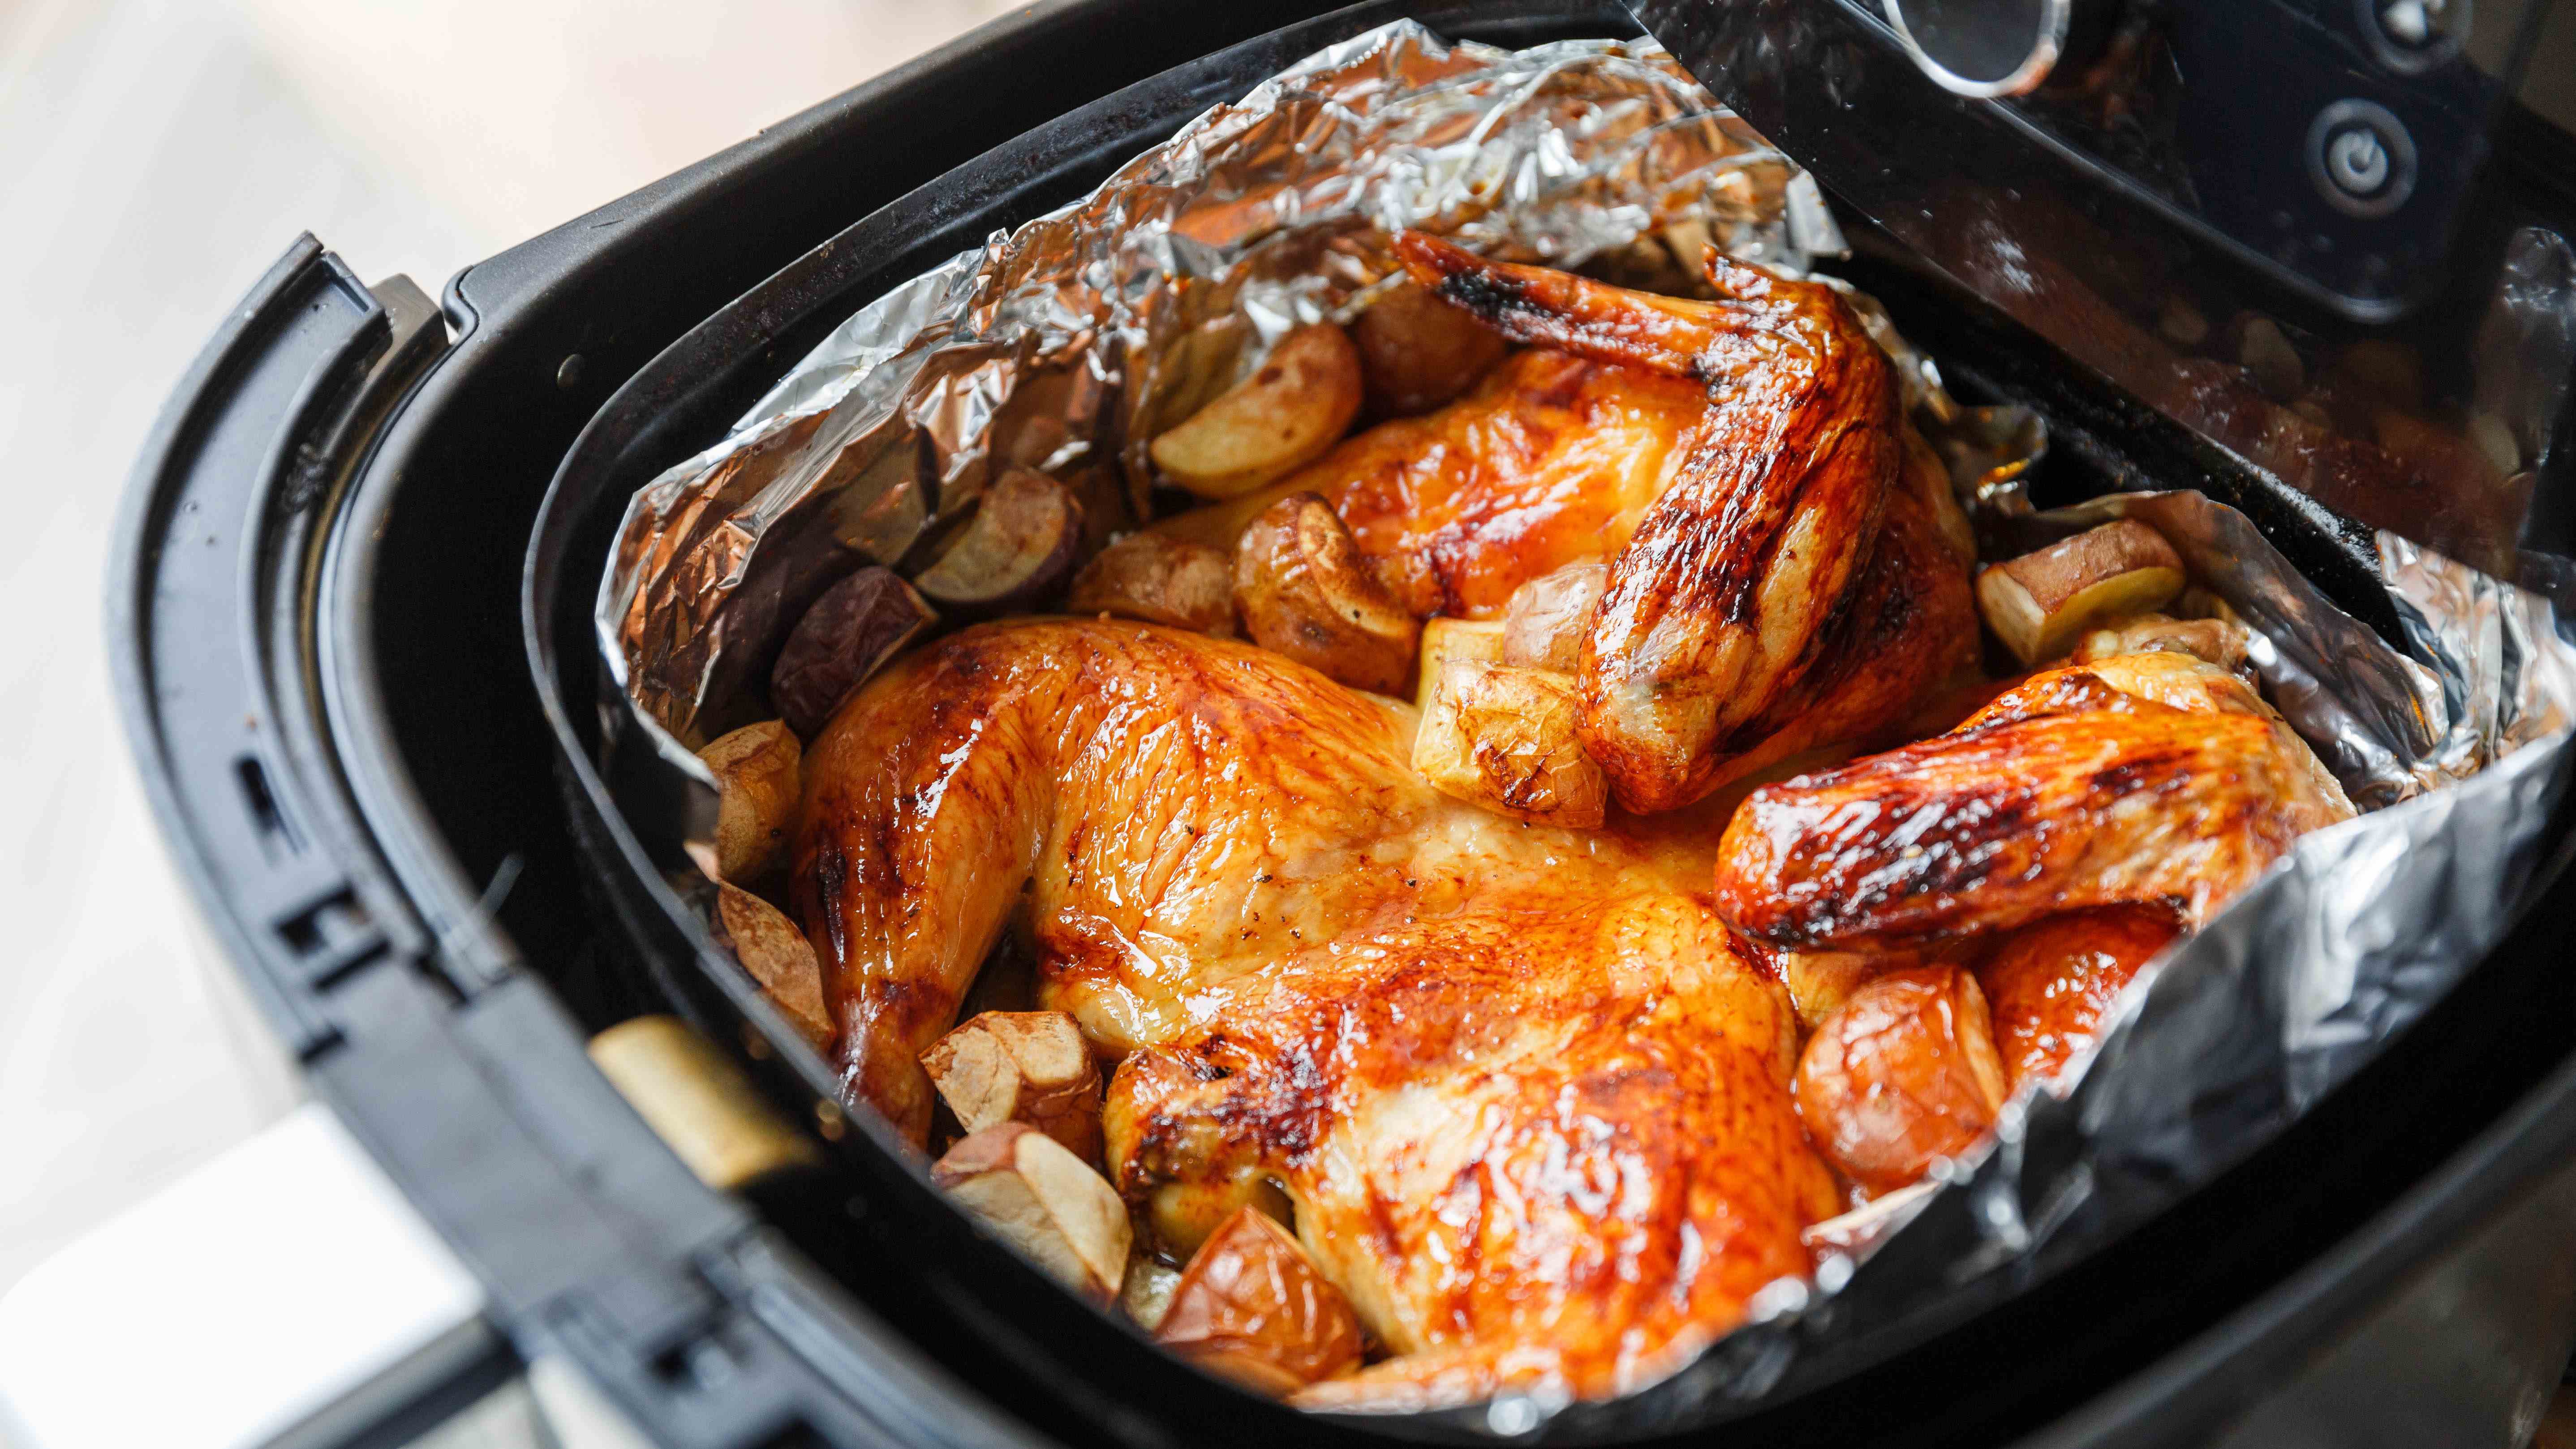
[1397,232,1907,813]
[793,620,1837,1405]
[1712,655,2354,950]
[1161,347,1709,618]
[1976,907,2180,1091]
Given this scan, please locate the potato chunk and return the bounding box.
[712,884,833,1049]
[1413,617,1507,713]
[1794,966,2006,1196]
[1150,324,1363,498]
[912,469,1084,616]
[920,1010,1105,1165]
[1499,560,1608,673]
[697,720,801,884]
[1412,660,1606,828]
[1066,532,1235,635]
[1974,520,2186,665]
[1233,493,1419,693]
[1153,1205,1363,1396]
[932,1122,1132,1303]
[770,567,939,735]
[1351,280,1508,418]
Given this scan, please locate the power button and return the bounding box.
[2306,99,2416,218]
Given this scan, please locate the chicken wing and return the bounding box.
[1712,654,2355,950]
[792,619,1836,1406]
[1397,232,1907,812]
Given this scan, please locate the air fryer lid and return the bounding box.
[1637,0,2576,580]
[523,5,2576,1441]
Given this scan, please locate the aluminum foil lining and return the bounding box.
[588,18,2576,1433]
[601,23,1849,748]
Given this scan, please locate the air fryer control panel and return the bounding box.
[1638,0,2548,317]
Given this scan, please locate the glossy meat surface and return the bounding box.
[1398,233,1907,813]
[1712,655,2355,950]
[1976,906,2180,1092]
[793,620,1836,1402]
[1242,347,1709,618]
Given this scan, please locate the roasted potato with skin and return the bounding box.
[1151,324,1363,499]
[1412,660,1607,828]
[920,1010,1105,1165]
[1234,492,1418,693]
[1412,617,1507,712]
[697,720,801,884]
[770,567,939,736]
[1794,965,2007,1197]
[712,883,833,1048]
[1066,532,1235,635]
[912,469,1085,616]
[1976,907,2178,1092]
[933,1122,1132,1302]
[1351,280,1509,418]
[1975,520,2187,666]
[1500,560,1608,673]
[1154,1204,1363,1396]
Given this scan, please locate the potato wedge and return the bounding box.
[1499,560,1608,673]
[1413,617,1508,713]
[697,720,801,884]
[1793,966,2005,1196]
[1351,280,1508,418]
[1412,660,1606,828]
[912,469,1085,616]
[1150,324,1363,499]
[1234,493,1418,693]
[933,1122,1132,1302]
[770,567,939,735]
[712,884,834,1049]
[1974,520,2186,665]
[1066,532,1235,635]
[1154,1204,1363,1397]
[920,1010,1104,1165]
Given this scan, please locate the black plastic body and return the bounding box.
[108,0,2576,1446]
[1651,0,2546,318]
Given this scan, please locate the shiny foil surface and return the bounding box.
[602,23,1840,747]
[591,19,2576,1432]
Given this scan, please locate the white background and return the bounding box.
[0,0,998,1303]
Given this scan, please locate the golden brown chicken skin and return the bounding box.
[1976,906,2180,1092]
[791,619,1836,1407]
[1163,348,1710,619]
[1712,654,2355,951]
[1397,233,1908,813]
[1162,242,1967,815]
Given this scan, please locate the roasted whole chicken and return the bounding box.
[759,241,2360,1408]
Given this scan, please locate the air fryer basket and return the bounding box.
[524,3,2576,1445]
